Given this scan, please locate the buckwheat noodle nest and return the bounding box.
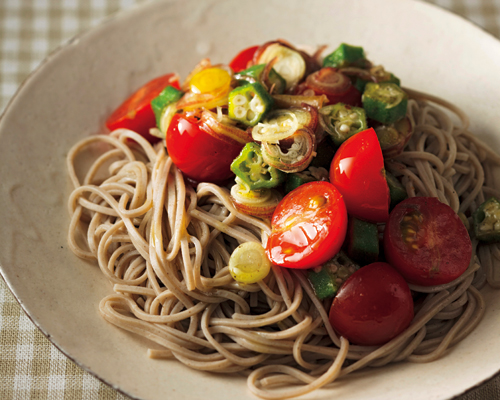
[67,89,500,399]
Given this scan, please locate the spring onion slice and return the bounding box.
[228,242,271,284]
[257,43,306,90]
[261,127,315,173]
[252,109,299,143]
[230,177,281,219]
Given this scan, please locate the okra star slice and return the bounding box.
[319,103,367,146]
[230,142,285,190]
[362,82,408,124]
[228,82,274,127]
[473,197,500,243]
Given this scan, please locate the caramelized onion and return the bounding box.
[305,67,351,95]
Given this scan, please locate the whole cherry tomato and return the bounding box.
[229,45,259,73]
[329,128,390,223]
[266,181,348,269]
[384,197,472,286]
[297,67,361,106]
[329,262,414,346]
[166,112,243,185]
[106,73,180,142]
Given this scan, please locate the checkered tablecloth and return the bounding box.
[1,0,500,399]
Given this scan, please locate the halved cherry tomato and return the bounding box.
[329,128,390,223]
[229,45,259,73]
[384,197,472,286]
[166,112,243,185]
[297,67,361,106]
[266,181,348,269]
[106,73,180,142]
[329,262,414,346]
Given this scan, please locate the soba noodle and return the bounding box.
[66,90,500,399]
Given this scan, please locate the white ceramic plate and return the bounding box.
[1,0,500,399]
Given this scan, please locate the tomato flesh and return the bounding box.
[229,45,259,73]
[106,73,180,142]
[266,181,348,269]
[166,113,243,185]
[384,197,472,286]
[329,262,414,346]
[329,128,390,223]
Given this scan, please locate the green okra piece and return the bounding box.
[323,43,367,69]
[284,172,316,194]
[231,142,285,190]
[235,64,286,94]
[473,197,500,243]
[307,252,359,300]
[228,82,274,127]
[151,86,183,128]
[386,171,408,210]
[346,217,379,266]
[354,73,400,94]
[362,82,408,124]
[319,103,367,146]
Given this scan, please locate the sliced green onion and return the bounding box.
[257,43,306,90]
[228,242,271,284]
[261,127,315,173]
[230,177,282,218]
[252,109,299,142]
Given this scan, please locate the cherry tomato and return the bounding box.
[229,45,259,73]
[106,73,180,142]
[266,181,348,269]
[384,197,472,286]
[329,262,414,346]
[298,67,361,106]
[166,112,243,184]
[329,128,390,223]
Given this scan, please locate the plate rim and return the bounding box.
[1,0,500,399]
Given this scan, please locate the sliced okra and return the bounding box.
[362,82,408,124]
[228,82,274,127]
[319,103,367,146]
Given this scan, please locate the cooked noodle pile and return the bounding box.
[67,91,500,399]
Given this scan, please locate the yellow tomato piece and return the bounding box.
[190,67,231,94]
[228,242,271,284]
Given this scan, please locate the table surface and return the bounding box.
[1,0,500,399]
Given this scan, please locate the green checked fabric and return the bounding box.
[1,0,500,399]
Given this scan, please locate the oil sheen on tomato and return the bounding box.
[266,181,348,269]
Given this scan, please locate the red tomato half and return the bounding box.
[329,262,414,346]
[266,181,348,269]
[106,73,180,142]
[229,45,259,73]
[329,128,390,223]
[384,197,472,286]
[166,112,243,185]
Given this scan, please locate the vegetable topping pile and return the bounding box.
[104,40,488,347]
